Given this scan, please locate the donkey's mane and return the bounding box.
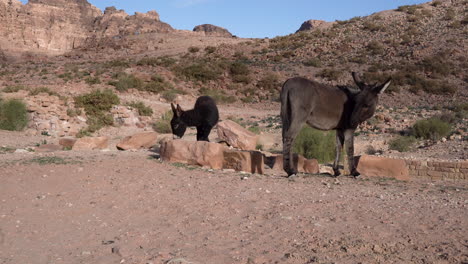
[337,85,360,98]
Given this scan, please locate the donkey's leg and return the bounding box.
[282,120,304,177]
[333,129,345,176]
[344,129,360,177]
[196,125,211,142]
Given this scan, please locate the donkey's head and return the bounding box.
[170,103,187,139]
[349,72,391,128]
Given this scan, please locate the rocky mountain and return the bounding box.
[0,0,174,55]
[296,19,333,32]
[193,24,233,37]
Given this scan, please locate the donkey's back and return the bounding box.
[194,96,219,126]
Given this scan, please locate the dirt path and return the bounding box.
[0,151,467,264]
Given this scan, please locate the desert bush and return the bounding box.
[127,101,153,116]
[108,72,144,92]
[74,89,120,133]
[85,76,101,85]
[366,41,385,55]
[175,62,222,83]
[229,61,251,83]
[2,85,28,93]
[363,20,384,32]
[257,72,280,92]
[199,87,236,104]
[303,58,322,67]
[104,59,130,68]
[29,87,59,97]
[137,56,177,67]
[317,68,342,81]
[293,125,336,163]
[152,110,172,133]
[389,136,417,152]
[0,98,28,131]
[412,117,452,141]
[140,74,174,94]
[205,46,217,54]
[188,46,200,53]
[396,5,420,15]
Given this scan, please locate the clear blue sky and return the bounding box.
[21,0,429,38]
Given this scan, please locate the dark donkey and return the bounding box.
[170,95,219,141]
[281,72,391,177]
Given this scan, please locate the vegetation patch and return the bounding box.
[108,72,144,92]
[152,110,172,133]
[293,125,336,163]
[126,101,153,116]
[74,89,120,135]
[412,117,452,141]
[389,136,417,152]
[0,98,28,131]
[199,87,236,104]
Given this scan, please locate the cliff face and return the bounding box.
[0,0,174,55]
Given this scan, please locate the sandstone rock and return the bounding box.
[266,154,319,174]
[160,140,226,169]
[72,136,109,150]
[116,132,158,150]
[296,20,332,33]
[59,138,77,148]
[36,144,62,152]
[356,155,410,181]
[217,120,259,151]
[193,24,233,37]
[223,150,264,174]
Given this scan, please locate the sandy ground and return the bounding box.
[0,150,467,264]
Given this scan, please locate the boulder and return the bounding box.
[223,150,264,174]
[59,137,77,148]
[193,24,233,37]
[160,140,226,169]
[296,19,331,33]
[116,132,158,150]
[355,155,410,181]
[266,154,319,174]
[217,120,259,151]
[72,136,109,150]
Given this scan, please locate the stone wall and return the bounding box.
[406,160,468,180]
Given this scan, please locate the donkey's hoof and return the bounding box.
[350,170,361,177]
[333,169,341,177]
[288,174,299,181]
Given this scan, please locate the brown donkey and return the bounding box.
[280,72,391,177]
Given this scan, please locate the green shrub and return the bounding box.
[175,63,222,82]
[317,68,342,81]
[188,46,200,53]
[366,41,384,55]
[412,117,452,140]
[229,61,251,83]
[396,5,420,15]
[293,125,336,163]
[199,87,236,104]
[108,72,144,92]
[85,76,101,85]
[127,101,153,116]
[257,72,280,92]
[74,89,120,133]
[303,58,322,67]
[205,46,217,54]
[0,98,28,131]
[140,75,174,93]
[152,110,172,133]
[2,85,28,93]
[104,59,130,68]
[389,136,417,152]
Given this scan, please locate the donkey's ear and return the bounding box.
[176,104,184,115]
[352,72,365,90]
[374,78,392,94]
[171,103,177,115]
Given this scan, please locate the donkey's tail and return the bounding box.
[280,80,291,140]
